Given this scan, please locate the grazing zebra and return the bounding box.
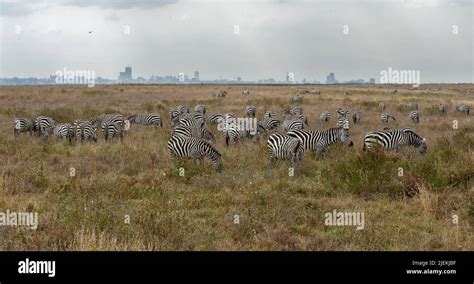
[267,133,304,169]
[209,113,224,124]
[292,114,308,126]
[308,90,320,95]
[264,111,277,119]
[282,118,305,132]
[336,118,350,129]
[456,105,470,115]
[245,106,256,118]
[179,112,205,123]
[128,113,162,127]
[75,121,97,142]
[222,123,240,146]
[12,118,35,136]
[178,117,206,131]
[409,111,420,123]
[287,127,354,160]
[92,113,124,129]
[379,102,386,111]
[292,95,303,103]
[284,106,303,116]
[381,113,396,123]
[319,111,331,123]
[242,90,250,96]
[363,128,427,155]
[103,121,128,141]
[258,117,280,132]
[336,108,349,118]
[213,91,227,97]
[352,111,361,124]
[177,105,190,114]
[169,109,180,126]
[172,124,215,143]
[194,105,206,114]
[34,116,56,136]
[438,104,448,114]
[53,123,75,142]
[167,135,223,172]
[402,102,418,110]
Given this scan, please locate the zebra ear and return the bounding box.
[422,138,426,142]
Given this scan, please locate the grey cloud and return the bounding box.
[62,0,178,10]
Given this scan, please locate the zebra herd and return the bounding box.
[12,99,470,173]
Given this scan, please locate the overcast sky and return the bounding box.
[0,0,473,83]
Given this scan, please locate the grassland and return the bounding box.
[0,84,473,250]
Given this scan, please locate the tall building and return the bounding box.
[193,71,200,81]
[118,66,132,82]
[326,72,338,84]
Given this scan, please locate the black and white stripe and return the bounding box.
[12,117,35,136]
[282,118,305,132]
[245,106,256,118]
[75,121,97,142]
[103,121,128,141]
[258,117,280,131]
[380,113,396,123]
[167,135,223,171]
[456,105,470,115]
[209,113,224,124]
[287,127,354,160]
[194,105,206,114]
[128,113,162,127]
[177,105,190,114]
[34,116,56,136]
[264,111,276,119]
[53,123,75,142]
[409,111,420,123]
[172,124,215,143]
[169,109,180,126]
[284,106,303,116]
[267,133,304,169]
[363,128,427,155]
[319,111,331,123]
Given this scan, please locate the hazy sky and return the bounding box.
[1,0,473,83]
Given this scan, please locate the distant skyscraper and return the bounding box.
[326,72,338,84]
[193,71,200,81]
[118,66,132,82]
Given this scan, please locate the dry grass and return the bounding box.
[0,84,473,251]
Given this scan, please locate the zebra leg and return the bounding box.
[315,149,324,160]
[267,158,275,170]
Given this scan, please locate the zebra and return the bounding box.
[91,113,124,129]
[319,111,331,123]
[242,90,250,96]
[287,127,354,160]
[179,117,207,131]
[292,114,308,126]
[169,109,180,126]
[12,118,35,136]
[213,91,227,97]
[53,123,75,143]
[336,108,349,118]
[103,121,128,141]
[264,111,277,119]
[282,118,305,132]
[456,105,470,115]
[402,102,418,110]
[308,90,320,95]
[75,121,97,142]
[409,111,420,123]
[209,113,224,124]
[258,117,280,132]
[172,124,216,144]
[245,106,256,118]
[127,113,162,127]
[167,135,223,172]
[222,122,240,146]
[177,105,190,114]
[379,102,386,111]
[335,109,350,129]
[352,111,361,124]
[284,106,303,116]
[194,105,206,114]
[266,133,304,169]
[292,95,303,103]
[381,113,396,123]
[179,112,205,123]
[34,116,56,136]
[363,128,427,155]
[438,104,448,114]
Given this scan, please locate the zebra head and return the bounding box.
[418,138,428,155]
[339,128,354,147]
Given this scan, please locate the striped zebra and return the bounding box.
[179,117,206,130]
[179,112,205,123]
[169,109,180,126]
[284,106,303,116]
[127,113,162,127]
[456,105,470,115]
[177,105,190,114]
[409,111,420,123]
[264,111,276,119]
[213,91,227,97]
[402,102,418,110]
[381,113,396,123]
[438,104,448,114]
[242,90,250,96]
[292,95,303,103]
[12,118,35,136]
[167,135,223,172]
[292,114,308,126]
[363,128,427,155]
[53,123,75,143]
[282,118,305,132]
[194,105,206,114]
[319,111,331,123]
[335,109,350,129]
[379,102,386,111]
[258,117,280,132]
[34,116,56,136]
[267,133,304,169]
[209,113,224,124]
[172,124,215,144]
[103,121,128,141]
[352,111,361,124]
[336,108,349,118]
[245,106,256,118]
[75,121,97,142]
[222,123,240,146]
[308,90,320,95]
[92,113,124,129]
[287,127,354,160]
